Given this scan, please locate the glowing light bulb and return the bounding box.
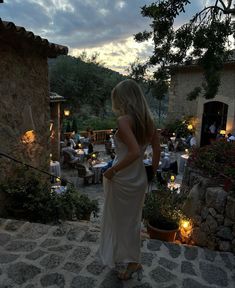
[182,220,190,229]
[187,124,193,130]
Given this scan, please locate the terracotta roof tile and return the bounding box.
[0,18,68,58]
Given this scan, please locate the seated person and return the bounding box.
[74,131,81,144]
[167,138,175,152]
[174,133,185,151]
[189,133,197,147]
[159,152,171,172]
[184,134,193,147]
[143,153,152,165]
[227,133,235,142]
[53,178,68,194]
[62,141,80,164]
[88,142,94,154]
[101,153,116,173]
[64,134,76,149]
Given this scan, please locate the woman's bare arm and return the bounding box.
[150,129,160,173]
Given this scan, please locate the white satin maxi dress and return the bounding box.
[98,134,148,268]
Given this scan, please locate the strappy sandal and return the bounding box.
[117,264,143,281]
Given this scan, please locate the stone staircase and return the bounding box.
[0,218,234,287]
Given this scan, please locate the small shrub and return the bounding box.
[74,194,99,220]
[143,184,185,230]
[0,166,99,223]
[188,141,235,179]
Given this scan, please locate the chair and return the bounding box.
[169,160,178,175]
[77,164,94,185]
[62,150,77,168]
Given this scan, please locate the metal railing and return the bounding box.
[0,151,72,184]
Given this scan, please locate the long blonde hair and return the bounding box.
[112,79,155,145]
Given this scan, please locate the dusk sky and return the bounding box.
[1,0,208,74]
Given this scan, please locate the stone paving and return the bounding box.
[0,217,235,288]
[1,145,235,287]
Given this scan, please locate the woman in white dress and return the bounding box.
[98,79,160,280]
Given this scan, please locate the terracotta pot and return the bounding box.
[147,221,179,242]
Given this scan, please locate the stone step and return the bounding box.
[0,218,234,287]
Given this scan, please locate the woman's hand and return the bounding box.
[103,168,114,180]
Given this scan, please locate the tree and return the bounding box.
[135,0,235,100]
[49,55,125,117]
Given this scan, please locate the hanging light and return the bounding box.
[64,109,70,116]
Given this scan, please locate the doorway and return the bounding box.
[200,101,228,146]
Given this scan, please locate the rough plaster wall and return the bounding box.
[0,43,50,183]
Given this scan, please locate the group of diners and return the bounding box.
[61,132,116,184]
[143,148,178,185]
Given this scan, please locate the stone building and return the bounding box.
[0,19,68,184]
[168,51,235,146]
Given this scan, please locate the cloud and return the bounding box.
[1,0,205,74]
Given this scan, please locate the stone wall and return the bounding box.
[0,43,50,190]
[168,64,235,144]
[182,167,235,253]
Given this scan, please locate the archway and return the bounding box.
[200,101,228,146]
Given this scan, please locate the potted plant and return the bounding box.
[143,184,185,242]
[74,194,99,221]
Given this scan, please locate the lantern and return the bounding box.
[64,109,70,116]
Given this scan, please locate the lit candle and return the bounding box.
[185,149,189,154]
[170,175,175,182]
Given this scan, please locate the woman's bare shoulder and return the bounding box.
[117,115,132,126]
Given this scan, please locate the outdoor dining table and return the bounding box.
[50,161,61,178]
[179,154,189,174]
[76,149,86,161]
[92,162,107,184]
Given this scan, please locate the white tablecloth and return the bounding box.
[92,162,107,184]
[50,161,61,177]
[179,154,189,174]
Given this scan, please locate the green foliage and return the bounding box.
[188,141,235,182]
[187,87,202,100]
[143,184,185,229]
[0,167,99,223]
[77,115,117,131]
[49,55,125,117]
[71,118,78,133]
[66,121,72,132]
[135,0,234,99]
[1,167,55,223]
[74,194,99,220]
[165,115,195,137]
